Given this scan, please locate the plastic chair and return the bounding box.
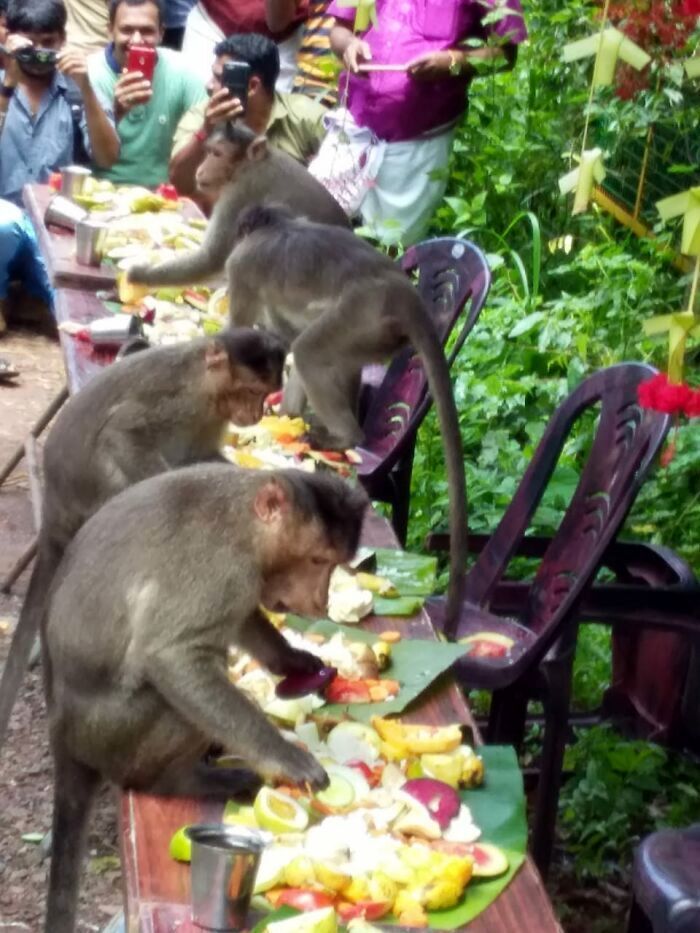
[424,363,671,876]
[356,237,491,544]
[472,537,700,748]
[628,824,700,932]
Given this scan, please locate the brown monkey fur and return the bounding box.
[0,328,285,751]
[43,464,368,933]
[125,124,349,290]
[223,204,468,628]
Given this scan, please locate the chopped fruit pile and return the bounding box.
[222,414,358,478]
[227,626,400,721]
[170,719,502,928]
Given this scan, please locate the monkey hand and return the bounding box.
[125,262,152,284]
[269,647,324,677]
[262,742,329,791]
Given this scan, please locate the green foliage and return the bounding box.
[559,725,700,880]
[403,0,700,901]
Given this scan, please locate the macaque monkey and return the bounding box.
[125,124,349,291]
[225,205,469,629]
[43,464,368,933]
[0,329,285,751]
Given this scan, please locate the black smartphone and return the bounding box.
[221,61,251,113]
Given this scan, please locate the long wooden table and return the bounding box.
[25,184,562,933]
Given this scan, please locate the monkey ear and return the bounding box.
[254,481,288,523]
[205,341,229,371]
[248,135,268,162]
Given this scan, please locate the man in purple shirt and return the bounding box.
[310,0,527,244]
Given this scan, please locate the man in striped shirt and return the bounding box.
[292,0,337,107]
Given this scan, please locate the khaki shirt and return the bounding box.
[172,91,326,165]
[65,0,110,55]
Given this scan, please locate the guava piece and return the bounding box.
[466,842,509,877]
[276,666,338,699]
[253,787,309,834]
[265,904,337,933]
[315,772,356,809]
[168,825,191,862]
[459,631,515,660]
[326,721,381,764]
[401,778,461,829]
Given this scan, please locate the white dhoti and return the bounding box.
[182,2,302,91]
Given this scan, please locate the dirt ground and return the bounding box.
[0,328,122,933]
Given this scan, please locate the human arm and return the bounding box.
[58,48,120,167]
[169,92,243,196]
[0,35,32,136]
[330,22,371,72]
[407,43,517,82]
[265,0,306,33]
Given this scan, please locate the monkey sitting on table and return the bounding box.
[0,329,286,752]
[125,124,349,292]
[43,464,368,933]
[225,204,468,629]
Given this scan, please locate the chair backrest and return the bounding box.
[356,237,491,476]
[448,363,671,656]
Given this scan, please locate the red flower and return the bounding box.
[681,0,700,15]
[637,373,692,414]
[683,388,700,417]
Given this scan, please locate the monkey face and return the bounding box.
[261,540,341,619]
[195,131,268,198]
[218,372,278,426]
[205,338,283,426]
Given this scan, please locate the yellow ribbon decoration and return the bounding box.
[656,187,700,257]
[558,148,606,215]
[685,56,700,80]
[563,26,651,87]
[643,312,700,383]
[337,0,377,32]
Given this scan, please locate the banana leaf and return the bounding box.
[355,547,437,596]
[372,595,425,616]
[249,747,526,931]
[285,616,465,722]
[427,745,527,929]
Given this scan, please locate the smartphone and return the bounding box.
[126,44,157,82]
[222,61,252,113]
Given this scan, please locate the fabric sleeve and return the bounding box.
[180,66,208,113]
[325,1,354,26]
[484,0,528,45]
[172,102,206,156]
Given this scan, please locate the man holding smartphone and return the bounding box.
[0,0,118,340]
[169,31,326,197]
[88,0,206,186]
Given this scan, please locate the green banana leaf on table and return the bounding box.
[285,615,466,723]
[353,547,439,616]
[249,746,527,931]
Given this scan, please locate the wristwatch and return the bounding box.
[0,85,15,99]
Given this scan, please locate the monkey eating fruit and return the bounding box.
[0,328,285,753]
[125,124,349,291]
[43,464,368,933]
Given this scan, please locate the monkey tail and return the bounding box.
[404,295,468,638]
[0,541,61,752]
[45,748,100,933]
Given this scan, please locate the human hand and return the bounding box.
[56,47,90,91]
[203,88,244,134]
[343,36,372,74]
[114,69,152,118]
[3,34,34,87]
[407,50,453,81]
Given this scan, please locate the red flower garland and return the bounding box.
[637,372,700,416]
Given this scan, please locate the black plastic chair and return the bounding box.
[425,363,671,877]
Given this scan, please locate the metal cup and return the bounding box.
[88,314,144,349]
[60,164,92,198]
[44,194,88,231]
[75,219,107,267]
[186,824,266,931]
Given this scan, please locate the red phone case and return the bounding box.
[126,45,156,81]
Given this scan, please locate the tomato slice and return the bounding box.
[325,676,372,704]
[337,901,391,922]
[273,889,335,911]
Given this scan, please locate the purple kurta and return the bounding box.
[327,0,527,142]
